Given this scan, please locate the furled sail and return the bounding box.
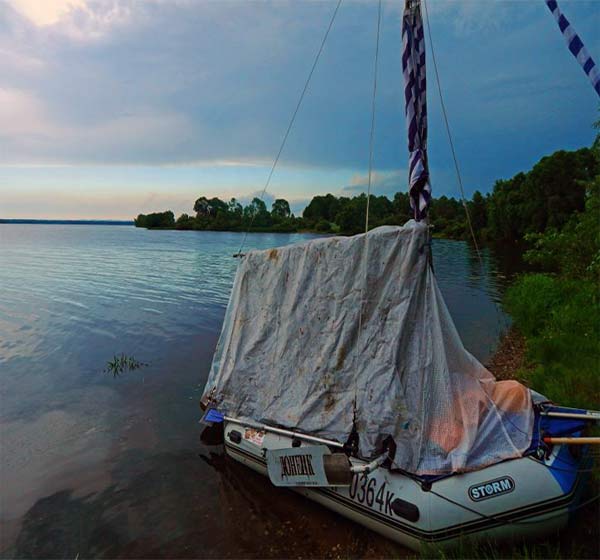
[545,0,600,97]
[402,0,430,220]
[202,222,534,475]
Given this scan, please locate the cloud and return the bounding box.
[0,87,194,165]
[423,0,536,36]
[6,0,134,40]
[0,87,46,136]
[8,0,86,26]
[342,170,407,196]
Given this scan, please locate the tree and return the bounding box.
[134,211,174,229]
[243,197,270,227]
[487,148,598,243]
[272,198,291,219]
[175,213,196,230]
[524,176,600,278]
[228,198,243,217]
[392,192,410,218]
[193,196,211,216]
[303,194,342,225]
[468,190,487,233]
[335,194,367,235]
[208,197,228,215]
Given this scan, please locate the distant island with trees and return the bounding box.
[135,145,597,246]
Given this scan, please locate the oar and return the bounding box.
[541,411,600,421]
[543,437,600,445]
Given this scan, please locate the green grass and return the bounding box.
[504,274,600,409]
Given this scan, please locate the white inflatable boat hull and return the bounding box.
[223,420,586,551]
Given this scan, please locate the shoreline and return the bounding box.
[484,326,528,383]
[137,225,474,242]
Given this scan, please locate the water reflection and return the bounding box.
[432,239,512,361]
[0,225,516,558]
[6,444,404,559]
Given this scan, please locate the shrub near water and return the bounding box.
[505,275,599,409]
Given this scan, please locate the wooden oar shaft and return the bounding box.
[541,411,600,420]
[543,437,600,445]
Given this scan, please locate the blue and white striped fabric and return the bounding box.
[402,0,430,221]
[545,0,600,97]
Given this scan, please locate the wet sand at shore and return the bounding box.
[484,326,527,382]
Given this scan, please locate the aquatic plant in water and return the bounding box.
[104,354,148,378]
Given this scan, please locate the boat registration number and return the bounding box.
[348,473,396,516]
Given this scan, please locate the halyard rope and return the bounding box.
[364,0,382,234]
[422,0,482,265]
[353,0,382,428]
[235,0,343,258]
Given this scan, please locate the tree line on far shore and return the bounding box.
[134,145,598,245]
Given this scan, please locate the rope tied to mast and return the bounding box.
[352,0,383,431]
[235,0,343,258]
[364,0,382,234]
[421,0,482,264]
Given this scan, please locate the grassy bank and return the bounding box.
[504,275,599,409]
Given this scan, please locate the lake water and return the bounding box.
[0,224,511,558]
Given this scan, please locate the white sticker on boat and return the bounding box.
[468,476,515,501]
[243,428,265,446]
[266,445,330,487]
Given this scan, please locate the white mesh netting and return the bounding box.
[203,221,533,475]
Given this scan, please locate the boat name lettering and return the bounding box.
[349,474,396,517]
[468,477,515,501]
[279,454,316,478]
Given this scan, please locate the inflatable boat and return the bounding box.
[209,404,592,550]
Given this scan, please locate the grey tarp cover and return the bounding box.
[203,221,534,475]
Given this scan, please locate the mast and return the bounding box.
[402,0,431,222]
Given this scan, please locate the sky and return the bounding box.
[0,0,598,220]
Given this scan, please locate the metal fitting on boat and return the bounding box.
[350,451,389,475]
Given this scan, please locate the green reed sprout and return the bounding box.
[104,354,148,378]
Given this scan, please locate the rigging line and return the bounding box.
[422,0,482,265]
[235,0,343,257]
[364,0,382,234]
[353,0,382,422]
[422,0,513,368]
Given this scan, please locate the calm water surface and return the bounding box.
[0,225,511,558]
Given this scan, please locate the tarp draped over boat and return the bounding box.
[202,221,534,475]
